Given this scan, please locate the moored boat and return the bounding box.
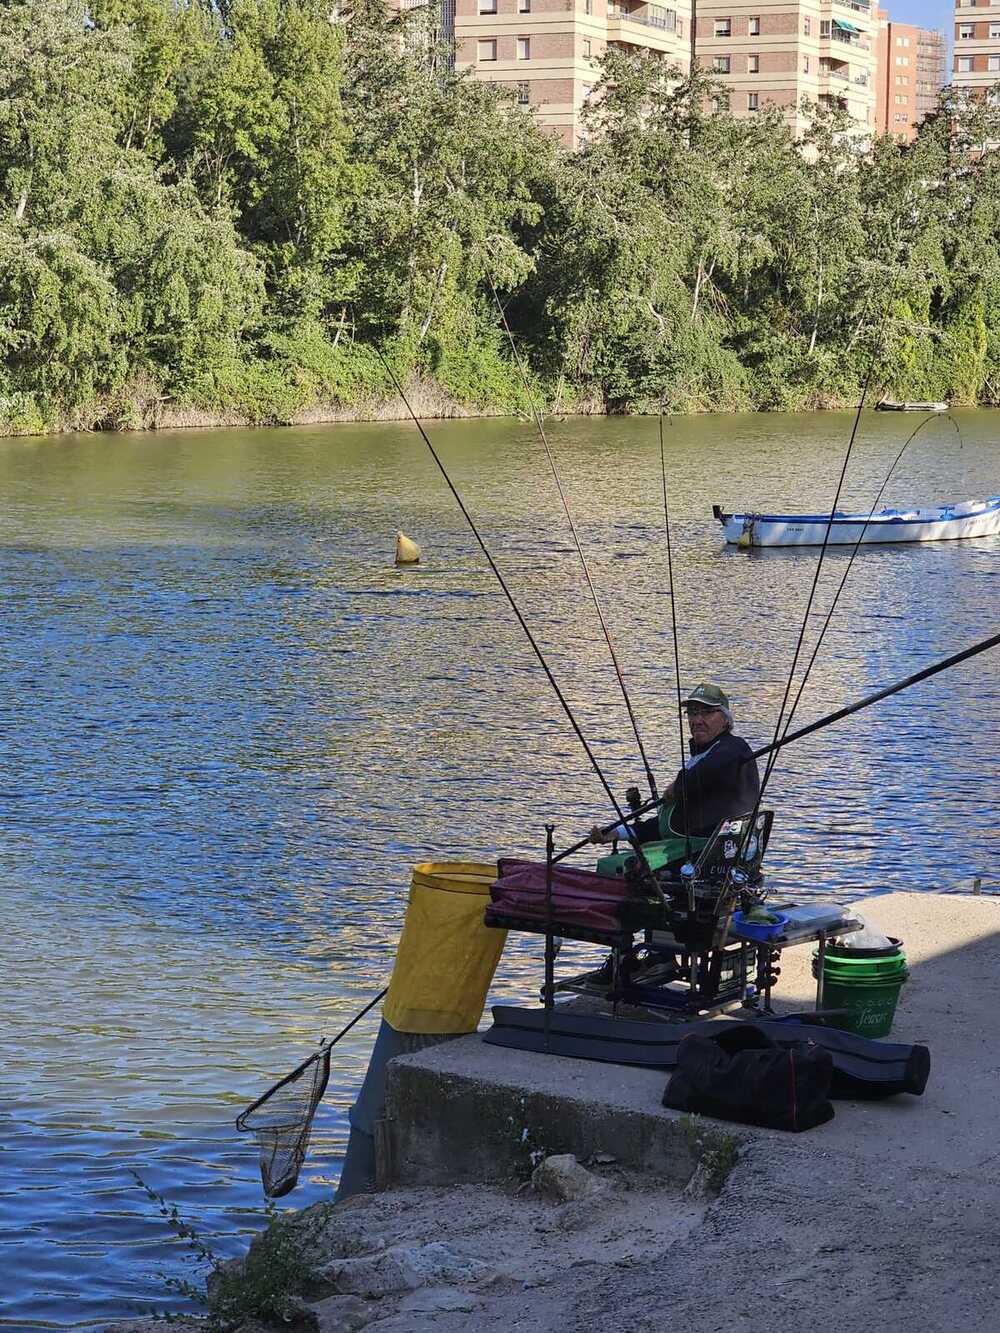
[713,497,1000,547]
[875,399,949,412]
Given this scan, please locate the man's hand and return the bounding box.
[589,824,612,844]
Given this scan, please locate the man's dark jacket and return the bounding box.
[636,731,760,842]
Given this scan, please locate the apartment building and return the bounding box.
[875,15,946,139]
[446,0,886,144]
[695,0,877,138]
[953,0,1000,94]
[452,0,692,146]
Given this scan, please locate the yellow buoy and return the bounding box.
[394,530,421,565]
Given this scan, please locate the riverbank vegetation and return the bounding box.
[4,0,1000,435]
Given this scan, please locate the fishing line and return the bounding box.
[659,401,692,862]
[487,275,659,802]
[374,345,637,837]
[774,412,964,751]
[757,339,882,805]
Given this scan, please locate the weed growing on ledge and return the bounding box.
[679,1116,740,1193]
[131,1171,324,1331]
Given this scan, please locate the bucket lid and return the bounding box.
[826,935,903,960]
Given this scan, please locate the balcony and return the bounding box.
[829,29,870,51]
[607,2,676,31]
[832,0,871,11]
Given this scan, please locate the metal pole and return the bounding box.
[544,823,556,1052]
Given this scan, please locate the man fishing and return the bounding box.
[580,683,760,987]
[590,682,760,863]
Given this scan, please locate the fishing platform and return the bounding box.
[377,891,1000,1190]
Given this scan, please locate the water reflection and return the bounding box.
[0,411,998,1327]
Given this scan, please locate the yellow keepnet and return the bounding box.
[383,862,507,1034]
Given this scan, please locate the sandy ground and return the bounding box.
[260,1134,1000,1333]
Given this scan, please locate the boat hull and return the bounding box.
[715,500,1000,547]
[875,401,949,413]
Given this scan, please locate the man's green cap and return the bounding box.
[681,683,730,711]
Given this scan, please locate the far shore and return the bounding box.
[4,387,989,443]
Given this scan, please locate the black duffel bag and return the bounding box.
[662,1024,834,1132]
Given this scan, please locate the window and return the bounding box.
[959,23,974,37]
[712,97,722,114]
[713,55,731,72]
[903,36,910,46]
[714,18,731,36]
[803,16,810,34]
[747,91,759,111]
[992,24,1000,37]
[518,0,531,10]
[894,94,904,103]
[990,54,1000,70]
[957,55,973,71]
[479,0,496,11]
[517,35,530,59]
[895,56,908,66]
[749,15,760,35]
[802,54,810,72]
[478,38,497,60]
[676,17,682,36]
[820,20,830,37]
[748,52,759,72]
[517,80,530,104]
[583,37,592,56]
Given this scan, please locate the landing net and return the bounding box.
[236,1042,332,1199]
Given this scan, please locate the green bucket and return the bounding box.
[812,938,909,1038]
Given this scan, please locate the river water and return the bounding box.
[1,411,998,1328]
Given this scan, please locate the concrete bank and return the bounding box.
[105,892,1000,1333]
[382,892,1000,1186]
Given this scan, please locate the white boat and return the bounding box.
[875,400,949,412]
[713,498,1000,548]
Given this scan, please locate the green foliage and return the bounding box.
[681,1115,740,1193]
[131,1170,330,1332]
[7,2,1000,435]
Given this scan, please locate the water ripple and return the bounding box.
[0,412,998,1327]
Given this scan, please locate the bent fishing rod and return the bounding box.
[768,412,964,771]
[756,347,881,806]
[553,627,1000,861]
[488,276,659,802]
[374,346,666,898]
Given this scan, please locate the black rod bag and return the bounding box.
[662,1025,835,1132]
[483,1006,930,1099]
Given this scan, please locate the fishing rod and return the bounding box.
[487,276,659,802]
[659,401,692,864]
[374,346,665,897]
[750,628,1000,762]
[771,412,964,762]
[555,627,1000,860]
[235,986,388,1130]
[757,335,882,805]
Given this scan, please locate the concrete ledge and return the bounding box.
[381,893,1000,1188]
[382,1036,706,1188]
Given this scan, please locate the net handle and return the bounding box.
[236,986,388,1132]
